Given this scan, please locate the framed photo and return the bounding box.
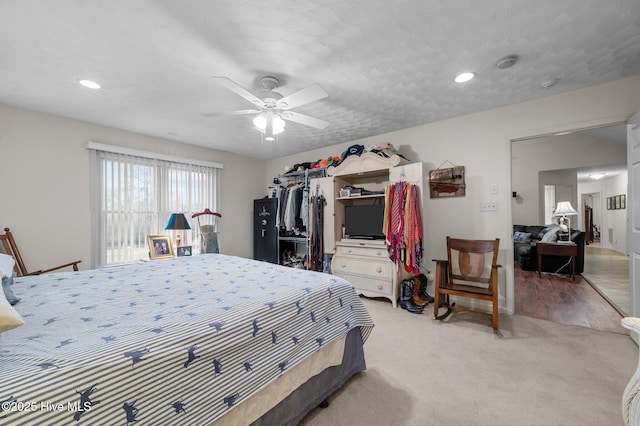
[607,197,612,210]
[615,195,621,209]
[148,235,174,260]
[177,246,192,257]
[622,194,626,209]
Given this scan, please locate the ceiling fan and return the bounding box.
[203,76,329,142]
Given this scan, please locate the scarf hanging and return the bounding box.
[384,182,423,275]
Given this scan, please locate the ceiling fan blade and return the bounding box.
[201,109,260,118]
[281,111,329,130]
[212,76,264,108]
[277,83,328,110]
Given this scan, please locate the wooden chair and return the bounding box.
[433,236,501,330]
[0,227,81,276]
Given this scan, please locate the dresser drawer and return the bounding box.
[332,255,394,278]
[334,272,392,295]
[335,244,388,259]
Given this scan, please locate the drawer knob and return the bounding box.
[376,267,382,273]
[376,251,382,255]
[347,249,352,253]
[376,284,383,290]
[341,263,346,268]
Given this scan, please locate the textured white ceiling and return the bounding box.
[0,0,639,159]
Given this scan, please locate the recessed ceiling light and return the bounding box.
[79,79,101,89]
[589,173,606,180]
[454,72,475,83]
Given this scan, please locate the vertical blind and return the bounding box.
[89,143,221,267]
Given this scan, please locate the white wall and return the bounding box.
[266,75,640,315]
[511,133,626,225]
[0,105,266,269]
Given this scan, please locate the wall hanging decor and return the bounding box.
[429,161,466,198]
[607,194,626,210]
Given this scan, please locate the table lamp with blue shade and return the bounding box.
[165,213,191,248]
[554,201,578,241]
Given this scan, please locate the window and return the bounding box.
[89,143,221,267]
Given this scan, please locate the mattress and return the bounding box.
[0,254,374,425]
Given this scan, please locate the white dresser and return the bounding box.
[332,239,403,307]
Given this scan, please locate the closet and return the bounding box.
[254,168,326,270]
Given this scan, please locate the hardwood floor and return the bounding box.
[582,244,629,315]
[514,261,627,335]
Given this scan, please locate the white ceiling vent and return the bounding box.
[541,78,559,89]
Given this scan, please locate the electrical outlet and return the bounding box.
[481,201,498,211]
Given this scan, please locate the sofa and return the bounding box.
[514,224,585,275]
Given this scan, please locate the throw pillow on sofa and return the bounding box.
[540,225,560,243]
[513,231,532,243]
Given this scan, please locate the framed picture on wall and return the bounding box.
[607,197,612,210]
[615,195,621,209]
[622,194,626,209]
[429,165,466,198]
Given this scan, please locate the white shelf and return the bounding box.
[279,236,308,243]
[336,194,384,200]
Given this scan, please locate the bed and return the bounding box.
[0,254,374,425]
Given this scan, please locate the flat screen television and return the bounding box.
[344,204,385,240]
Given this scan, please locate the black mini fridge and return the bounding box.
[253,198,278,264]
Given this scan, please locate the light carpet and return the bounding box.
[301,297,638,426]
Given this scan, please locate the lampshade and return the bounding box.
[165,213,191,230]
[253,110,285,135]
[554,201,578,216]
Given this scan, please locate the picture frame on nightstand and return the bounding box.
[177,246,192,256]
[148,235,175,260]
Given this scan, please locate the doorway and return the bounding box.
[511,123,629,330]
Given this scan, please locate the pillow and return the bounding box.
[0,286,24,332]
[514,232,531,242]
[0,253,15,279]
[541,228,559,242]
[2,272,20,305]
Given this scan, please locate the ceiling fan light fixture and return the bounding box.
[252,114,266,130]
[253,110,286,135]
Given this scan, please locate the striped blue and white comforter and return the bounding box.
[0,254,374,425]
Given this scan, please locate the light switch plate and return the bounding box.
[481,201,498,211]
